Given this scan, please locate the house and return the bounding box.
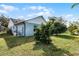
[8,16,46,36]
[0,22,5,32]
[0,22,2,31]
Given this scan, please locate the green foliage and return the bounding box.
[34,16,67,44]
[54,22,67,35]
[0,15,9,27]
[48,17,56,23]
[71,3,79,9]
[49,17,67,35]
[34,24,52,44]
[68,22,79,35]
[34,28,40,42]
[7,29,13,35]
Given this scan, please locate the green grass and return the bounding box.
[0,32,79,56]
[51,34,79,55]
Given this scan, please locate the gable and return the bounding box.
[27,16,46,25]
[8,19,14,29]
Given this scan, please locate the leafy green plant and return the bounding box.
[68,23,78,35]
[34,17,67,44]
[49,19,67,35]
[7,29,13,35]
[34,24,52,44]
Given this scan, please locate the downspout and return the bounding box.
[24,22,26,36]
[16,25,18,36]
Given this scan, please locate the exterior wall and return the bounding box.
[11,25,16,32]
[25,23,35,36]
[0,22,2,31]
[15,22,40,36]
[11,16,46,36]
[8,19,16,36]
[0,22,1,26]
[16,23,25,36]
[10,25,16,36]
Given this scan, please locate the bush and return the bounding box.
[34,24,52,44]
[49,21,67,35]
[34,28,40,42]
[34,16,67,44]
[7,29,13,35]
[68,23,78,35]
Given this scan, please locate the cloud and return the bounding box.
[0,4,19,13]
[27,11,53,20]
[62,14,79,22]
[26,6,54,19]
[61,14,78,27]
[29,6,54,13]
[22,8,26,10]
[29,6,37,10]
[0,9,7,14]
[29,6,46,11]
[17,16,25,19]
[65,14,73,18]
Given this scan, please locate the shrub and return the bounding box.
[7,29,13,35]
[34,16,67,44]
[68,23,78,35]
[34,24,52,44]
[49,21,67,35]
[34,28,40,42]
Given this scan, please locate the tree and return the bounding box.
[68,21,79,35]
[34,24,52,44]
[71,3,79,9]
[49,17,67,35]
[50,21,67,35]
[34,16,67,44]
[68,22,78,35]
[0,15,9,27]
[48,16,56,23]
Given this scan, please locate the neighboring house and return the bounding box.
[0,22,5,32]
[8,16,46,36]
[0,22,1,27]
[0,22,1,31]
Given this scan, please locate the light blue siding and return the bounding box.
[25,23,35,36]
[16,24,24,36]
[10,16,46,36]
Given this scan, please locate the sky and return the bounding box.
[0,3,79,22]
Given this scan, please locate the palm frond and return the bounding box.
[71,3,79,9]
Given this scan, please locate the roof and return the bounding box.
[14,16,46,25]
[15,20,25,25]
[10,18,24,24]
[26,16,46,22]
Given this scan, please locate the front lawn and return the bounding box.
[0,32,79,56]
[51,34,79,56]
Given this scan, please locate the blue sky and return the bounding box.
[0,3,79,22]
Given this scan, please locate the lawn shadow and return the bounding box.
[33,42,73,56]
[4,36,34,48]
[0,33,10,38]
[0,33,34,48]
[54,34,76,40]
